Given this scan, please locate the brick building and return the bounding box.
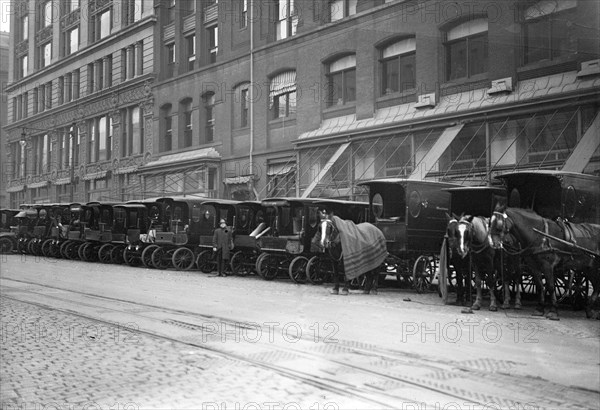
[0,31,9,207]
[4,0,600,206]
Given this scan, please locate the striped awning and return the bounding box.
[7,185,25,193]
[224,175,253,185]
[28,181,49,189]
[267,163,295,176]
[54,177,72,185]
[270,71,296,98]
[114,165,139,175]
[83,170,108,181]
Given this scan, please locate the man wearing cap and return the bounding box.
[212,219,233,277]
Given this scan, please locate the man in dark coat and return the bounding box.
[212,218,233,276]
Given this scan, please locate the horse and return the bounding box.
[317,215,388,295]
[489,207,600,320]
[445,216,470,306]
[455,215,523,311]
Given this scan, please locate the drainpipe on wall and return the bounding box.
[249,0,259,200]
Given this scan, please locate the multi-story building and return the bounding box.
[5,0,600,206]
[0,31,9,208]
[4,0,155,207]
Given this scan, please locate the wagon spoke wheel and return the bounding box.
[172,247,195,271]
[59,240,71,258]
[17,239,29,254]
[111,245,125,264]
[123,247,139,267]
[0,237,15,254]
[196,250,215,273]
[151,247,171,270]
[98,244,114,264]
[141,244,159,268]
[554,274,568,303]
[288,256,308,284]
[41,239,54,257]
[520,272,537,297]
[412,255,434,294]
[65,241,80,260]
[27,240,38,256]
[257,253,278,281]
[569,270,589,311]
[307,256,329,285]
[230,251,251,276]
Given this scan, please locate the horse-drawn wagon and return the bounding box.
[0,209,20,253]
[490,171,600,319]
[229,201,268,276]
[357,179,459,292]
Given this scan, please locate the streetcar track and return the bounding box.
[3,276,599,409]
[1,277,489,407]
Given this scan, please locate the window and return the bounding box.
[276,0,298,40]
[445,18,488,80]
[241,88,249,128]
[203,92,215,143]
[88,63,95,93]
[33,87,38,114]
[35,135,50,174]
[89,115,112,162]
[208,26,218,63]
[380,38,416,95]
[20,15,28,41]
[39,85,45,112]
[166,43,175,77]
[99,9,111,38]
[65,73,72,102]
[23,92,28,118]
[73,69,80,99]
[270,71,297,119]
[91,6,112,42]
[41,42,52,68]
[124,0,142,25]
[329,0,357,22]
[69,0,80,12]
[327,55,356,106]
[58,77,64,104]
[241,0,247,28]
[186,35,196,70]
[181,0,195,16]
[167,0,175,23]
[161,105,173,152]
[45,81,52,109]
[67,27,79,55]
[43,1,53,27]
[181,99,193,148]
[19,55,28,79]
[523,0,577,65]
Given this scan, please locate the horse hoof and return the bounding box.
[471,304,481,311]
[489,306,498,312]
[546,312,560,321]
[515,304,522,310]
[501,304,510,310]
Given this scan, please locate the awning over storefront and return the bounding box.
[267,163,295,176]
[224,175,253,185]
[7,185,25,193]
[562,111,600,173]
[301,142,350,198]
[409,124,464,180]
[54,177,72,185]
[138,147,221,176]
[114,165,139,175]
[83,170,108,181]
[270,71,296,99]
[28,181,49,189]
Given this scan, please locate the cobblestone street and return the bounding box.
[2,255,600,409]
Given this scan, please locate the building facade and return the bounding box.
[4,0,155,206]
[0,31,9,208]
[4,0,600,206]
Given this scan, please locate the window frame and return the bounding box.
[444,19,489,81]
[326,55,357,107]
[379,38,416,96]
[275,0,298,40]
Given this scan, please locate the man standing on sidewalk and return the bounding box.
[213,219,233,277]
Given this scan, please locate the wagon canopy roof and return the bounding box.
[357,178,460,188]
[262,197,319,207]
[200,199,241,207]
[495,170,600,184]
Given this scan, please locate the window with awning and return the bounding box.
[270,71,297,120]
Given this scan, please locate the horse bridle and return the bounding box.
[319,218,342,261]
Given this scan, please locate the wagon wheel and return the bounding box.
[60,240,72,258]
[111,245,125,264]
[172,247,195,271]
[568,270,589,311]
[151,247,172,270]
[412,255,435,293]
[520,272,537,297]
[80,242,98,262]
[123,247,140,267]
[17,239,29,254]
[230,251,251,276]
[257,253,278,281]
[28,240,41,256]
[63,241,79,260]
[41,239,54,257]
[306,256,331,285]
[141,244,159,268]
[288,256,308,284]
[98,244,114,264]
[196,249,215,273]
[554,274,568,303]
[0,237,15,254]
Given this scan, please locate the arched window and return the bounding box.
[327,55,356,107]
[523,0,577,65]
[380,38,416,95]
[270,71,297,119]
[445,18,488,80]
[329,0,357,22]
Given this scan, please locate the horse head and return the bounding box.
[316,217,342,260]
[489,210,510,249]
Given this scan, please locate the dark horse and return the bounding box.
[489,207,600,320]
[317,216,387,295]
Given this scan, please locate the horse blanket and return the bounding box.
[332,215,388,280]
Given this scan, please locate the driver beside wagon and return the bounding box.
[212,219,234,277]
